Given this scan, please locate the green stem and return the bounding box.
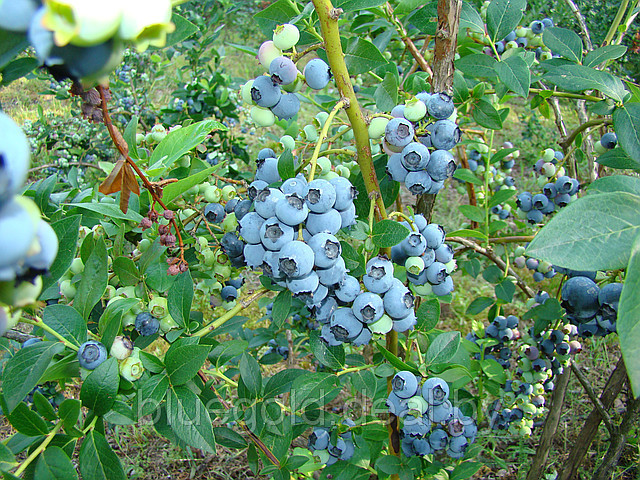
[83,416,98,434]
[484,130,494,247]
[616,0,640,45]
[560,118,611,151]
[308,98,347,181]
[208,369,238,387]
[193,288,268,337]
[336,364,375,376]
[317,148,357,157]
[388,211,417,230]
[603,0,630,46]
[14,422,63,476]
[22,317,78,351]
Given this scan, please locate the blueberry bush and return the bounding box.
[0,0,639,479]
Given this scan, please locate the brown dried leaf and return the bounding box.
[99,159,126,195]
[99,159,140,214]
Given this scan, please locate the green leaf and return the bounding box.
[376,344,420,376]
[41,215,81,296]
[33,391,57,421]
[271,289,292,328]
[588,176,640,196]
[123,116,139,160]
[495,279,515,303]
[163,166,217,205]
[290,372,338,412]
[73,236,108,320]
[486,0,526,43]
[112,257,139,286]
[0,30,28,70]
[472,99,503,129]
[209,340,248,368]
[583,45,627,68]
[613,103,640,163]
[451,462,482,480]
[343,37,388,75]
[618,232,640,398]
[447,229,488,240]
[466,297,494,315]
[340,241,365,278]
[58,399,81,431]
[79,430,126,480]
[425,331,460,365]
[277,149,295,181]
[214,427,247,449]
[543,65,627,103]
[376,455,402,474]
[147,120,226,178]
[164,13,198,46]
[136,374,170,417]
[67,203,143,222]
[494,55,530,98]
[35,446,78,480]
[542,27,583,63]
[42,304,86,347]
[456,54,498,79]
[460,2,484,33]
[416,298,440,331]
[458,204,485,223]
[0,57,39,86]
[310,330,345,369]
[239,352,262,398]
[372,219,410,247]
[489,188,516,207]
[596,148,640,171]
[167,270,192,328]
[453,168,483,185]
[482,265,503,283]
[263,369,307,399]
[0,441,15,464]
[2,341,65,413]
[8,402,49,436]
[254,0,298,37]
[80,358,119,416]
[334,0,386,11]
[374,72,399,112]
[526,192,640,271]
[165,343,210,386]
[166,386,216,453]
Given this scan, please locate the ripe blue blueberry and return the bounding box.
[135,312,160,336]
[204,203,225,223]
[421,223,445,249]
[317,256,347,287]
[0,113,30,207]
[401,231,427,257]
[400,142,430,171]
[234,199,252,221]
[431,275,454,296]
[221,285,238,301]
[392,371,419,399]
[386,153,409,182]
[427,93,454,119]
[269,56,298,85]
[220,232,245,258]
[352,291,384,323]
[77,340,108,370]
[287,271,320,296]
[255,157,281,184]
[427,149,456,181]
[542,183,557,198]
[306,209,343,235]
[601,132,617,149]
[0,0,39,32]
[363,256,394,294]
[530,20,545,34]
[428,429,449,450]
[392,310,417,332]
[258,148,276,160]
[250,75,281,108]
[385,118,415,148]
[338,203,357,229]
[405,170,433,195]
[275,193,309,226]
[314,296,338,324]
[334,274,361,303]
[329,176,357,211]
[281,176,308,197]
[254,187,285,219]
[386,391,409,416]
[260,217,295,251]
[239,212,265,244]
[422,377,449,405]
[308,428,330,450]
[430,120,460,150]
[306,179,336,213]
[303,58,331,89]
[428,400,454,423]
[402,414,430,437]
[271,93,300,120]
[329,307,363,342]
[308,232,341,268]
[426,261,447,285]
[383,282,414,319]
[527,209,544,224]
[517,192,533,212]
[561,276,600,319]
[248,180,269,200]
[554,193,571,208]
[434,244,454,263]
[278,240,314,278]
[243,243,266,269]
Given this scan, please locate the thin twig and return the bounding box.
[571,362,616,434]
[562,0,593,50]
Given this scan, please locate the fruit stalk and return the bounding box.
[307,98,347,181]
[193,288,268,337]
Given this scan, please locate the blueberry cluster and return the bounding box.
[390,215,455,297]
[264,339,289,360]
[468,314,520,368]
[375,92,460,195]
[513,247,557,283]
[307,419,356,465]
[515,149,579,225]
[244,24,332,127]
[387,372,477,459]
[0,113,59,300]
[0,0,174,83]
[561,276,622,338]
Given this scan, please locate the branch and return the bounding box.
[448,236,536,298]
[562,0,593,50]
[28,162,104,173]
[525,368,571,480]
[2,330,36,343]
[560,357,628,480]
[603,0,630,46]
[193,288,268,337]
[571,362,616,433]
[384,2,433,76]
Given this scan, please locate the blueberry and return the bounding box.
[258,148,276,160]
[401,438,416,457]
[317,256,347,287]
[434,244,454,263]
[352,291,384,323]
[427,149,456,181]
[0,0,39,32]
[204,203,226,223]
[390,104,406,118]
[269,56,298,85]
[386,391,409,416]
[392,311,417,332]
[497,206,509,218]
[392,371,419,399]
[239,212,265,244]
[421,223,445,249]
[431,120,460,150]
[401,142,430,171]
[22,337,41,348]
[234,199,253,221]
[281,176,308,197]
[251,75,281,108]
[224,198,240,215]
[303,58,331,89]
[0,113,30,207]
[329,176,357,211]
[427,93,454,119]
[278,240,314,278]
[221,285,238,301]
[306,179,337,213]
[428,428,449,450]
[363,256,394,294]
[527,209,544,224]
[402,414,430,437]
[330,307,363,342]
[578,320,599,337]
[287,271,320,296]
[338,203,357,229]
[314,296,338,324]
[561,276,600,319]
[385,118,415,148]
[254,187,285,219]
[271,93,300,120]
[401,232,427,256]
[383,282,414,319]
[543,183,557,198]
[255,157,281,184]
[530,20,545,34]
[308,428,330,450]
[386,153,409,182]
[77,340,108,370]
[542,18,554,28]
[554,193,571,208]
[306,209,343,235]
[599,283,622,310]
[426,261,447,285]
[135,312,160,336]
[334,275,361,303]
[308,232,341,269]
[275,193,309,226]
[260,217,295,251]
[601,132,617,149]
[23,220,58,272]
[422,377,450,405]
[517,192,533,212]
[248,180,269,200]
[405,170,433,195]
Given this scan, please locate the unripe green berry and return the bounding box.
[110,336,134,360]
[368,117,389,139]
[119,353,144,382]
[405,256,425,275]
